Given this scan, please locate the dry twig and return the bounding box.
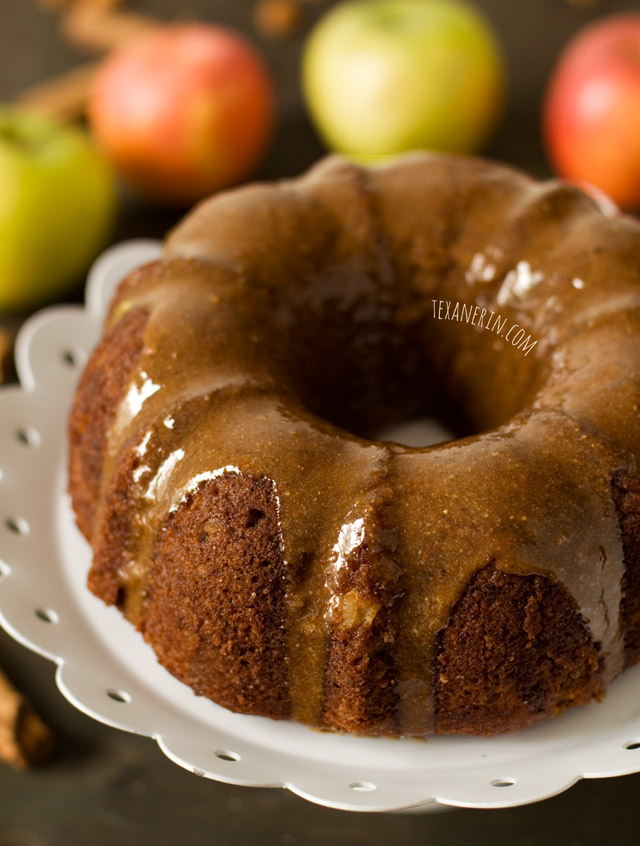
[61,6,159,53]
[565,0,605,7]
[19,1,159,120]
[0,330,9,384]
[37,0,123,12]
[0,668,54,769]
[16,62,98,120]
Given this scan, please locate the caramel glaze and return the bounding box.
[70,153,640,735]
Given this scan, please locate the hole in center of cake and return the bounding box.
[375,416,455,448]
[288,304,543,444]
[278,266,543,444]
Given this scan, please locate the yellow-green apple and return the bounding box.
[89,24,275,204]
[544,14,640,211]
[302,0,504,160]
[0,108,116,313]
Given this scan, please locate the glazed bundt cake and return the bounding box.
[68,153,640,737]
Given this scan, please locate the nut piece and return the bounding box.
[337,589,381,629]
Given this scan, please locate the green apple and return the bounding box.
[0,108,116,312]
[302,0,505,160]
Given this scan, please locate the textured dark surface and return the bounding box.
[144,473,290,717]
[434,565,603,735]
[68,306,149,541]
[614,470,640,668]
[3,0,640,843]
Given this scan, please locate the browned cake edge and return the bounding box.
[68,306,149,541]
[613,469,640,668]
[433,564,603,735]
[141,475,289,719]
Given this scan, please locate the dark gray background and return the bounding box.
[1,1,640,843]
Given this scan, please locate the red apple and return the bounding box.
[89,23,275,204]
[543,14,640,211]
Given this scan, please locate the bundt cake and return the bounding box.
[68,153,640,737]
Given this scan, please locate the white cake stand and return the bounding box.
[1,240,640,813]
